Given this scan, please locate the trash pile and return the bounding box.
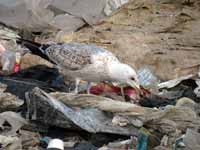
[0,0,200,150]
[0,37,200,150]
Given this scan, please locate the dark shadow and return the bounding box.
[0,65,68,100]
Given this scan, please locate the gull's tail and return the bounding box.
[0,27,53,62]
[16,38,51,61]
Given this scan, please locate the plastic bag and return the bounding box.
[137,66,159,90]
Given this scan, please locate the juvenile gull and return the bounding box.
[18,39,140,93]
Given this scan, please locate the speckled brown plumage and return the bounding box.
[45,43,118,70]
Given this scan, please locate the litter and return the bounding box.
[136,128,150,150]
[26,87,140,135]
[0,47,22,73]
[158,74,194,89]
[47,139,64,150]
[0,111,27,136]
[137,66,159,90]
[0,0,199,149]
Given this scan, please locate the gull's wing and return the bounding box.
[45,43,118,71]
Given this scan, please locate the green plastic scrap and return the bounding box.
[136,128,151,150]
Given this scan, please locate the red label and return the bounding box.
[13,63,20,73]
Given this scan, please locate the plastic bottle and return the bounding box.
[0,46,21,73]
[137,66,159,90]
[0,50,16,71]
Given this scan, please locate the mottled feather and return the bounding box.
[45,43,119,71]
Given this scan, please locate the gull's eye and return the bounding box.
[130,77,135,81]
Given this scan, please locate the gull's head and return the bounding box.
[109,63,140,89]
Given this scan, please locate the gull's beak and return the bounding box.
[127,79,141,96]
[127,80,140,90]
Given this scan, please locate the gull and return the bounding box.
[17,39,140,93]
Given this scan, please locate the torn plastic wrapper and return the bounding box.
[0,111,27,136]
[25,87,139,136]
[158,74,194,89]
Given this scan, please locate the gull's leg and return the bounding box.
[87,82,91,94]
[74,78,80,94]
[120,87,125,99]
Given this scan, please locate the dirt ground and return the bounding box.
[53,0,200,80]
